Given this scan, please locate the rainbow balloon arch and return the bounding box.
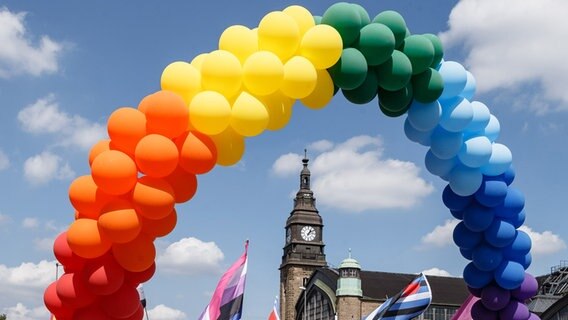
[44,3,539,320]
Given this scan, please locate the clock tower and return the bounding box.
[280,152,327,320]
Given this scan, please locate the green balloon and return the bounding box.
[342,68,379,104]
[321,2,362,47]
[351,3,371,26]
[423,33,444,67]
[314,15,322,25]
[373,10,407,48]
[412,68,444,103]
[376,50,412,91]
[328,48,368,90]
[378,83,413,115]
[379,102,409,117]
[401,35,435,75]
[357,23,395,66]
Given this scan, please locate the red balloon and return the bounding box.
[124,262,156,286]
[84,255,125,296]
[53,232,86,272]
[101,283,140,319]
[44,281,76,319]
[56,272,96,308]
[123,305,145,320]
[164,167,198,203]
[72,302,108,320]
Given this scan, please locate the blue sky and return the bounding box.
[0,0,567,319]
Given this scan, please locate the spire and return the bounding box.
[300,149,311,190]
[294,149,316,210]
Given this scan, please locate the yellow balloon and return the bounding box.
[191,53,208,71]
[161,61,201,105]
[189,91,231,135]
[260,91,294,131]
[219,25,258,63]
[301,69,334,110]
[243,51,284,96]
[258,11,300,61]
[281,56,317,99]
[201,50,242,98]
[230,92,269,137]
[210,127,245,166]
[283,5,315,37]
[300,25,343,69]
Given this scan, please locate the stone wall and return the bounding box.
[336,296,361,320]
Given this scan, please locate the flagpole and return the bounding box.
[144,307,150,320]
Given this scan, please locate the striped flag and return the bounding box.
[450,295,478,320]
[198,241,249,320]
[268,296,280,320]
[364,273,432,320]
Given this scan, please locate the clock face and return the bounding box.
[286,229,291,243]
[300,226,316,241]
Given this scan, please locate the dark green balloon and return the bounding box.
[356,23,395,66]
[342,68,379,104]
[423,33,444,67]
[314,15,322,25]
[373,10,407,48]
[412,68,444,103]
[378,83,413,116]
[351,3,371,26]
[321,2,362,47]
[379,102,410,117]
[375,50,412,91]
[328,48,368,90]
[401,35,435,75]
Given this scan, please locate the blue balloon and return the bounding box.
[453,221,483,249]
[439,97,473,132]
[460,247,473,260]
[466,101,491,132]
[463,202,495,232]
[483,115,501,142]
[459,136,492,168]
[463,262,493,289]
[473,244,503,271]
[502,210,526,229]
[460,71,476,101]
[425,150,456,178]
[430,126,463,159]
[495,187,525,218]
[404,118,432,146]
[504,230,532,259]
[481,143,512,176]
[485,219,516,248]
[438,61,468,99]
[449,165,483,197]
[475,178,508,207]
[451,209,464,220]
[442,184,473,211]
[501,165,516,185]
[407,100,441,132]
[495,260,525,290]
[510,252,532,270]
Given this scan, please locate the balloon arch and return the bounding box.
[44,3,539,320]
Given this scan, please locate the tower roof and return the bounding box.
[338,249,361,270]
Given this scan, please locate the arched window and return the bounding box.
[297,289,334,320]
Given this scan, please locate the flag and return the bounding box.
[137,284,147,308]
[450,295,479,320]
[268,296,280,320]
[198,241,249,320]
[364,273,432,320]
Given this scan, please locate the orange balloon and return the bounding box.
[134,134,179,178]
[132,176,175,220]
[88,139,110,166]
[112,233,156,273]
[69,175,114,220]
[176,131,217,174]
[91,150,138,196]
[164,167,198,203]
[67,219,112,259]
[98,200,142,244]
[107,107,147,156]
[140,209,177,238]
[139,90,189,139]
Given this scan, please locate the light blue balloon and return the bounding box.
[439,97,473,132]
[407,100,441,132]
[449,164,483,196]
[430,126,463,159]
[458,136,493,168]
[483,115,501,142]
[425,149,456,178]
[481,143,512,176]
[438,61,468,99]
[461,71,476,100]
[466,101,491,133]
[404,118,432,146]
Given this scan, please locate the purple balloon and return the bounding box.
[512,273,538,301]
[527,312,541,320]
[481,284,511,311]
[499,300,530,320]
[471,300,499,320]
[468,286,482,297]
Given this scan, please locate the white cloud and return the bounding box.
[273,135,433,212]
[0,149,9,170]
[422,268,453,277]
[147,304,187,320]
[440,0,568,112]
[2,303,49,320]
[519,226,566,255]
[0,7,62,78]
[18,95,106,149]
[308,140,334,152]
[23,151,75,186]
[421,219,460,248]
[22,217,39,229]
[0,213,10,225]
[157,237,224,275]
[34,237,55,252]
[0,260,56,307]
